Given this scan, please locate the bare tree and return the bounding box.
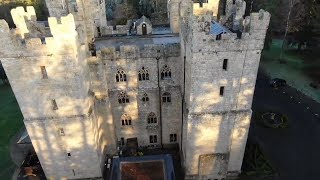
[279,0,294,61]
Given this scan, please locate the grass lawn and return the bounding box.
[0,82,23,179]
[261,39,320,102]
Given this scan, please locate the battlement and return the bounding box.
[0,6,79,57]
[104,25,128,35]
[48,14,77,37]
[10,6,37,38]
[99,43,180,60]
[193,0,220,16]
[189,10,270,52]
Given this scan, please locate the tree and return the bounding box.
[288,0,320,51]
[279,0,294,61]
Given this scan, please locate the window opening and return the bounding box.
[142,93,149,102]
[149,135,157,143]
[138,67,149,81]
[121,114,132,126]
[116,68,127,82]
[147,112,157,124]
[118,92,130,104]
[220,86,225,96]
[161,65,172,80]
[40,66,48,79]
[162,92,171,103]
[223,59,228,70]
[170,134,177,142]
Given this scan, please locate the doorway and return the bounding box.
[142,23,147,35]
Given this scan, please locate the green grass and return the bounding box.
[261,39,320,102]
[0,82,23,179]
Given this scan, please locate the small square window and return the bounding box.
[67,152,71,157]
[170,134,177,142]
[216,34,222,40]
[149,135,157,143]
[220,86,225,96]
[59,128,65,136]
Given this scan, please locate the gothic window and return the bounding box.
[170,134,177,142]
[147,112,157,124]
[118,92,129,104]
[149,135,157,143]
[121,114,132,126]
[142,93,149,102]
[116,68,127,82]
[161,65,172,80]
[162,92,171,103]
[138,67,149,81]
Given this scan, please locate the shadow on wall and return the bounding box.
[185,78,254,179]
[0,8,104,178]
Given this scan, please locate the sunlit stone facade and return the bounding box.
[0,0,269,179]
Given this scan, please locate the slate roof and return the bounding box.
[210,20,231,35]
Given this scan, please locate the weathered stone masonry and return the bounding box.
[0,0,270,179]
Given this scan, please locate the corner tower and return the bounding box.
[180,0,270,179]
[0,7,102,179]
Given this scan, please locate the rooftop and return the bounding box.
[95,33,180,51]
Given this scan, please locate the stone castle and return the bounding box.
[0,0,270,179]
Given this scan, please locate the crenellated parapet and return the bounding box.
[10,6,37,38]
[98,43,180,61]
[0,7,80,58]
[193,0,220,17]
[189,10,270,53]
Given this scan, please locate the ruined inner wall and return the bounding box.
[0,7,103,179]
[181,1,270,179]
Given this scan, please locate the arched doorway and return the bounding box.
[142,23,147,35]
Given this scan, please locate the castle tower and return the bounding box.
[45,0,108,41]
[180,0,270,179]
[0,7,103,179]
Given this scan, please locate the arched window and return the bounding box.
[116,68,127,82]
[138,67,149,81]
[161,65,171,80]
[147,112,157,124]
[121,114,132,126]
[162,92,171,103]
[142,93,149,102]
[118,91,129,104]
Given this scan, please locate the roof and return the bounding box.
[136,16,152,27]
[210,20,231,35]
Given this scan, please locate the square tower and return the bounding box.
[180,0,270,179]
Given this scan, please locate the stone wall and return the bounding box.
[182,1,270,179]
[0,9,104,179]
[24,115,102,179]
[90,42,182,148]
